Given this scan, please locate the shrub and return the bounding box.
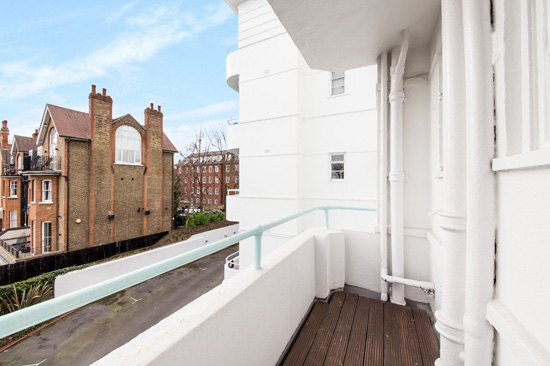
[0,283,53,314]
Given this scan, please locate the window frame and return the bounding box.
[42,180,53,202]
[115,125,142,165]
[9,210,17,228]
[330,153,345,181]
[9,180,17,197]
[330,71,346,96]
[42,221,52,253]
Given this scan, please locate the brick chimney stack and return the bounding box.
[144,102,164,234]
[0,120,9,148]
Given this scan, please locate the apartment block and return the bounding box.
[175,151,239,211]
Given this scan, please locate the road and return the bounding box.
[0,245,237,366]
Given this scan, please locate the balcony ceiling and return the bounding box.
[265,0,440,71]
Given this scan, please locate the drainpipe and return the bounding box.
[378,51,389,302]
[462,0,495,364]
[435,1,467,364]
[388,30,409,305]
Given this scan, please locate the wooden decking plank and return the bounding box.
[412,308,439,365]
[383,302,406,366]
[304,291,346,366]
[342,296,370,366]
[324,293,359,366]
[364,298,384,365]
[283,302,330,366]
[401,306,423,365]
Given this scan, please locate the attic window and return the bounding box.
[115,125,142,165]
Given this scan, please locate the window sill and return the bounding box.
[492,149,550,172]
[114,162,143,167]
[328,92,349,99]
[39,201,53,205]
[8,196,18,199]
[329,179,347,183]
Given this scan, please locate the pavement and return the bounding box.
[0,245,237,366]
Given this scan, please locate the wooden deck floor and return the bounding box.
[281,292,439,366]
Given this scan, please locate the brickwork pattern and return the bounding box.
[113,164,146,241]
[89,93,114,246]
[144,108,163,235]
[28,175,59,255]
[68,141,90,250]
[162,153,173,231]
[2,178,22,230]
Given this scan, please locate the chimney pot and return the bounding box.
[1,120,6,127]
[102,88,107,96]
[150,103,154,110]
[92,85,96,93]
[158,105,161,113]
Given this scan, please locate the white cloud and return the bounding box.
[104,1,140,23]
[0,2,233,99]
[164,119,229,155]
[165,100,238,124]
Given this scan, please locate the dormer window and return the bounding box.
[115,125,142,165]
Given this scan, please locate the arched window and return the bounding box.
[115,126,142,164]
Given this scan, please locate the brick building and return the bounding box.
[176,151,239,211]
[1,85,177,257]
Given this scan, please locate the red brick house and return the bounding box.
[1,85,177,258]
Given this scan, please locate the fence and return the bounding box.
[0,232,167,286]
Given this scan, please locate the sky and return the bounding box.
[0,1,239,158]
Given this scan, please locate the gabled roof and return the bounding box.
[12,135,37,154]
[40,104,178,153]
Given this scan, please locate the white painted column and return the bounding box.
[435,0,467,365]
[462,0,496,364]
[388,31,409,306]
[378,51,389,302]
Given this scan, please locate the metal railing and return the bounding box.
[2,164,17,176]
[0,237,30,259]
[0,205,375,338]
[23,155,61,172]
[225,251,240,270]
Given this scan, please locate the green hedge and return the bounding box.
[187,212,225,228]
[0,264,89,316]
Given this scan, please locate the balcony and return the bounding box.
[2,164,17,176]
[226,47,240,92]
[23,155,61,173]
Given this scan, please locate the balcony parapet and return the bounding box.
[23,155,61,173]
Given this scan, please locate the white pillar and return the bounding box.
[462,0,495,364]
[435,0,467,364]
[378,51,389,302]
[388,31,409,306]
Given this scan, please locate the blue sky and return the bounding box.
[0,1,238,155]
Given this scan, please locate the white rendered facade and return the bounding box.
[225,0,550,364]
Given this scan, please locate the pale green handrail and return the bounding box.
[0,205,375,338]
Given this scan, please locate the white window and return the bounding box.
[209,166,212,173]
[202,177,206,183]
[214,199,218,204]
[235,176,238,183]
[196,167,200,173]
[236,164,239,171]
[226,164,230,172]
[330,154,345,180]
[115,126,141,164]
[215,177,219,184]
[331,72,345,96]
[202,198,205,204]
[17,155,22,171]
[208,199,212,204]
[215,188,219,195]
[184,177,188,184]
[42,180,52,202]
[215,166,219,173]
[9,181,17,197]
[209,187,212,195]
[202,166,206,173]
[42,222,52,252]
[9,210,17,228]
[196,188,200,194]
[184,187,188,193]
[195,198,199,204]
[226,177,230,184]
[209,177,213,184]
[185,167,188,174]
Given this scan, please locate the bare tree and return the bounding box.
[208,122,238,209]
